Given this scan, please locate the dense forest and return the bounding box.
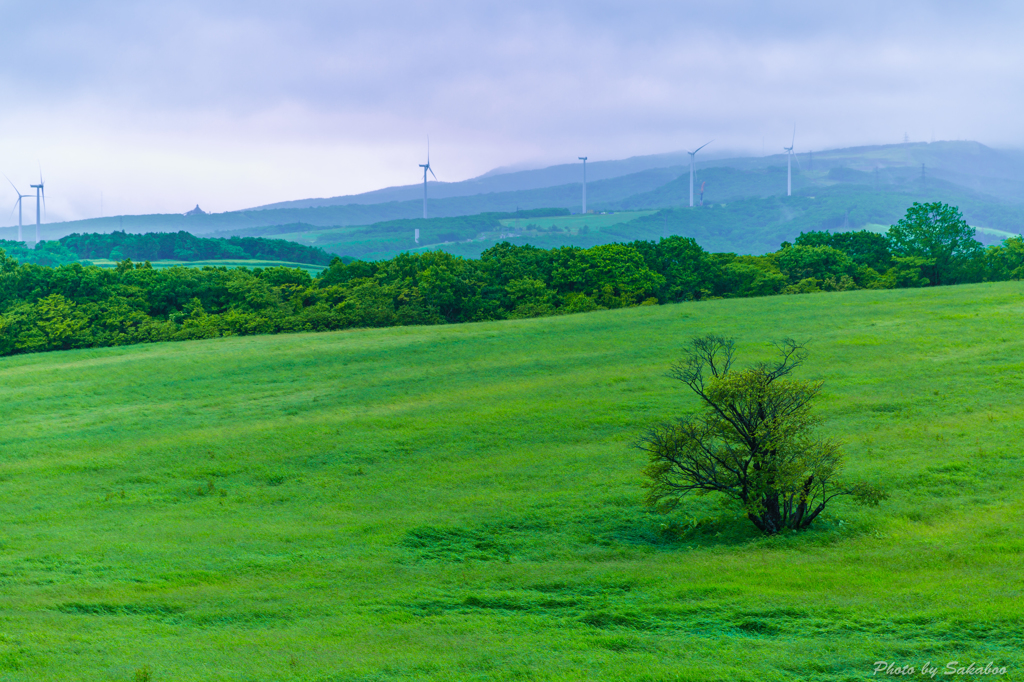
[58,231,335,265]
[0,232,335,267]
[0,240,81,267]
[0,203,1021,357]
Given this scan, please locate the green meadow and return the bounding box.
[497,210,657,233]
[0,282,1022,680]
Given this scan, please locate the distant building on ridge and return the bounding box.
[184,205,206,216]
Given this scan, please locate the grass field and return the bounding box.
[86,258,328,275]
[266,226,368,246]
[273,227,418,262]
[1,283,1023,680]
[497,210,656,233]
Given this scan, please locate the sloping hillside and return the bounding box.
[0,283,1021,679]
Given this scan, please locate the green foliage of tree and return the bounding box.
[776,244,858,284]
[336,279,400,328]
[876,257,931,288]
[0,240,80,267]
[984,236,1024,281]
[504,278,556,318]
[639,336,886,534]
[8,294,88,353]
[550,244,664,308]
[713,256,788,298]
[886,202,983,286]
[629,236,713,301]
[795,230,893,273]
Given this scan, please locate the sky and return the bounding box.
[1,0,1022,222]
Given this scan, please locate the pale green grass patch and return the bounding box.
[498,210,656,233]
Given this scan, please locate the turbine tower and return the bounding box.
[5,176,29,242]
[30,173,45,242]
[784,126,795,197]
[686,141,712,207]
[578,156,588,214]
[419,140,436,219]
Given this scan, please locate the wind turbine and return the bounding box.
[5,175,29,242]
[578,156,588,214]
[30,172,45,242]
[687,141,712,207]
[784,126,795,197]
[419,140,436,219]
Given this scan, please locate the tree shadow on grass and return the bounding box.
[585,505,862,551]
[598,510,762,550]
[392,504,863,566]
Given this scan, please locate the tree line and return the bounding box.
[0,231,335,267]
[0,202,1021,357]
[58,231,335,265]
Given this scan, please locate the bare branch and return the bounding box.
[763,338,810,382]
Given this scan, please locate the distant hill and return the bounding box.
[247,153,697,209]
[260,180,1021,262]
[251,140,1024,210]
[6,141,1023,257]
[724,141,1024,204]
[9,167,683,242]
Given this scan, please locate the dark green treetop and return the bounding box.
[886,202,982,286]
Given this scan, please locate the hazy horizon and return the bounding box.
[1,1,1022,222]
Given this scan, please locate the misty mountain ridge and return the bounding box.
[248,152,698,210]
[6,141,1023,252]
[248,140,1024,211]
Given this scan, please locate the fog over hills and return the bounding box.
[249,140,1024,211]
[248,152,696,210]
[7,141,1023,251]
[5,2,1024,221]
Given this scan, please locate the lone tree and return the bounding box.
[639,336,884,534]
[886,202,983,286]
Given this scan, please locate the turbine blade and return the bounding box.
[429,167,437,181]
[4,174,18,195]
[791,124,796,149]
[694,139,713,154]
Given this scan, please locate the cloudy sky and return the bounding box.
[1,0,1021,221]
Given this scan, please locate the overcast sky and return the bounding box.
[1,0,1021,221]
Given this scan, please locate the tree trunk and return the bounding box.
[791,475,815,528]
[750,494,783,534]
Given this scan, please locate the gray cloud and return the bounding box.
[0,1,1021,220]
